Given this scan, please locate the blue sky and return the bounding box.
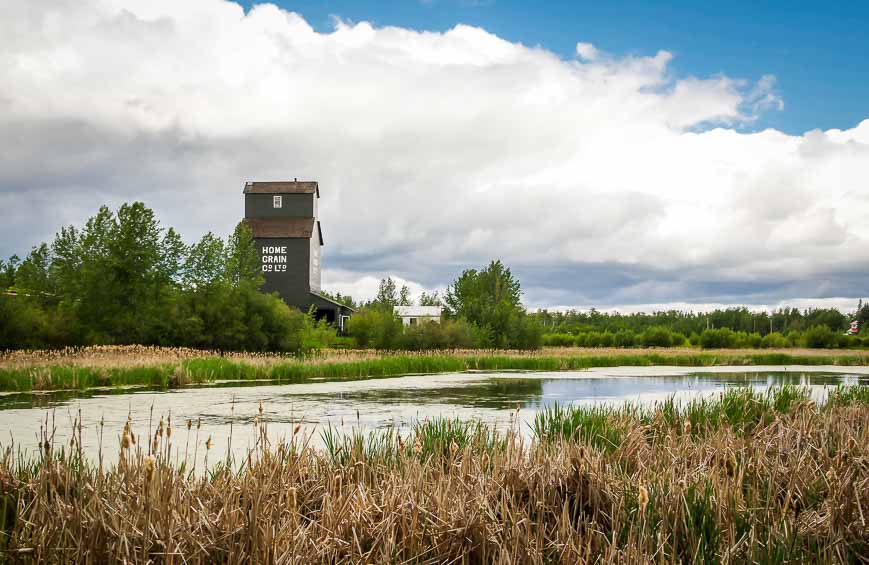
[243,0,869,135]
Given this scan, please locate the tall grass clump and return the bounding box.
[0,386,866,562]
[2,345,868,392]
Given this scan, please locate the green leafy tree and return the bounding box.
[373,277,398,309]
[225,222,262,288]
[346,306,404,349]
[157,228,187,287]
[0,256,19,290]
[398,284,411,307]
[853,299,869,332]
[419,291,442,307]
[184,232,226,290]
[320,291,356,308]
[445,260,539,348]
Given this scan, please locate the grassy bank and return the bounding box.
[0,386,866,562]
[2,346,869,391]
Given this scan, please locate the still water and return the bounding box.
[0,365,865,466]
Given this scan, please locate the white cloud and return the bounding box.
[575,42,598,61]
[1,0,867,308]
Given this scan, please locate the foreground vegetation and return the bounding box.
[0,386,866,562]
[2,345,869,392]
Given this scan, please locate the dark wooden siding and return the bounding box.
[245,193,315,219]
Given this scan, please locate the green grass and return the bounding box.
[534,385,817,445]
[825,383,869,407]
[1,351,867,392]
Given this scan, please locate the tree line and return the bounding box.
[534,302,869,349]
[0,203,332,351]
[343,261,542,350]
[3,201,865,352]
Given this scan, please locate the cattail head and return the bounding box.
[259,400,263,415]
[638,485,649,513]
[197,418,201,430]
[293,424,301,436]
[143,455,155,482]
[684,420,692,435]
[157,417,164,438]
[122,431,131,450]
[206,436,212,451]
[187,419,192,431]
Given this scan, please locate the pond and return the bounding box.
[0,365,865,467]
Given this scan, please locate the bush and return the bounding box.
[508,314,544,350]
[699,328,738,349]
[346,307,404,349]
[542,333,577,347]
[759,332,789,348]
[398,319,481,350]
[802,325,839,349]
[614,329,637,347]
[640,326,679,347]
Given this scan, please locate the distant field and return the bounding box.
[1,345,868,392]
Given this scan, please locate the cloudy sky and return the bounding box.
[2,0,868,312]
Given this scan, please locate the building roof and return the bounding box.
[311,292,356,313]
[243,181,320,197]
[244,218,315,239]
[394,305,442,317]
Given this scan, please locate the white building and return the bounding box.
[394,305,442,326]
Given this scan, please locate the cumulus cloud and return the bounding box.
[575,42,598,61]
[1,0,867,309]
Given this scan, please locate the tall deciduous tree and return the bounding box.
[184,232,226,290]
[398,284,411,307]
[419,291,442,307]
[225,222,262,288]
[15,244,52,296]
[374,277,398,309]
[445,260,539,348]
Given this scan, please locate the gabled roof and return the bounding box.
[244,218,315,239]
[311,292,356,312]
[243,181,319,197]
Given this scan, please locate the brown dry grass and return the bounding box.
[0,400,866,563]
[3,344,868,370]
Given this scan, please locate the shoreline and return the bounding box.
[1,387,865,561]
[1,346,869,392]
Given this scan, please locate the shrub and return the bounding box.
[614,329,637,347]
[508,314,544,350]
[542,333,577,347]
[758,332,786,348]
[802,325,839,349]
[346,307,404,349]
[641,326,677,347]
[398,319,480,350]
[699,328,738,349]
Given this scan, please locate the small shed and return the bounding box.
[394,306,442,326]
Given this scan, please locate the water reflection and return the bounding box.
[0,367,865,467]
